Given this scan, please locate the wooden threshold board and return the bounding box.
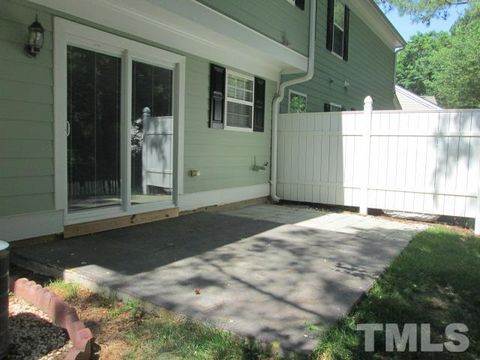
[64,207,179,239]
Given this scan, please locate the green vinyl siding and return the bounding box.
[0,0,54,216]
[183,56,274,193]
[0,0,274,217]
[281,0,396,112]
[196,0,310,56]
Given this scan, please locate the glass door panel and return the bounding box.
[67,46,122,212]
[131,61,173,205]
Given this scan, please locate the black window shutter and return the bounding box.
[209,64,226,129]
[253,77,266,132]
[324,103,331,112]
[343,6,350,61]
[326,0,334,51]
[295,0,305,10]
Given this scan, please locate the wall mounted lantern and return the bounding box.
[26,15,45,58]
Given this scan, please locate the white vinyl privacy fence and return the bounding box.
[277,98,480,234]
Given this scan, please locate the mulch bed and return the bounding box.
[7,295,73,360]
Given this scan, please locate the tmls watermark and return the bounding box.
[357,323,469,353]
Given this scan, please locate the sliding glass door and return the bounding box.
[66,45,175,216]
[67,46,121,212]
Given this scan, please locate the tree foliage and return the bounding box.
[396,31,450,95]
[376,0,476,23]
[396,4,480,108]
[432,5,480,107]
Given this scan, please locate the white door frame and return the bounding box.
[54,18,185,225]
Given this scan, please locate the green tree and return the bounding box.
[289,93,307,113]
[396,4,480,108]
[376,0,475,23]
[431,5,480,108]
[396,31,450,95]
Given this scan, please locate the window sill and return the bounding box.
[330,51,346,61]
[224,125,254,133]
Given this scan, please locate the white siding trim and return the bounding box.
[0,210,64,242]
[53,19,68,212]
[179,184,270,211]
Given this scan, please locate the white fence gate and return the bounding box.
[277,98,480,234]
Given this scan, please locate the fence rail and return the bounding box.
[277,98,480,234]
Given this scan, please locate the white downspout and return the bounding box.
[271,0,317,202]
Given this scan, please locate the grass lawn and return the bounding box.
[314,227,480,360]
[17,226,479,359]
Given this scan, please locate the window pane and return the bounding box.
[132,62,173,119]
[153,67,173,116]
[334,1,345,29]
[131,61,174,205]
[227,73,254,102]
[67,46,121,212]
[226,101,252,128]
[333,26,344,56]
[289,93,307,113]
[245,90,253,102]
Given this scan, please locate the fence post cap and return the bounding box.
[364,96,373,106]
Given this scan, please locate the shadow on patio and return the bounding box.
[12,204,424,352]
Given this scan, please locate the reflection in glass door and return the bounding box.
[67,46,122,212]
[131,61,173,205]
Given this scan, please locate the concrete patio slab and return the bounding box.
[12,204,425,352]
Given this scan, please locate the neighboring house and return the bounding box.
[394,85,443,111]
[0,0,404,241]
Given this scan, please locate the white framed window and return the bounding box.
[288,90,307,113]
[333,0,345,58]
[330,103,343,112]
[224,70,255,131]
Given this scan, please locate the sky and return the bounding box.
[382,4,470,41]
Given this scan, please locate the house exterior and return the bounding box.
[394,85,443,111]
[0,0,404,241]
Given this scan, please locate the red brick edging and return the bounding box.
[9,278,94,360]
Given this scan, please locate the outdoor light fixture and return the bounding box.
[26,15,45,57]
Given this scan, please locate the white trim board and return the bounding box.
[0,210,64,242]
[28,0,307,80]
[179,184,270,211]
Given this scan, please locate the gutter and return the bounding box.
[270,0,317,202]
